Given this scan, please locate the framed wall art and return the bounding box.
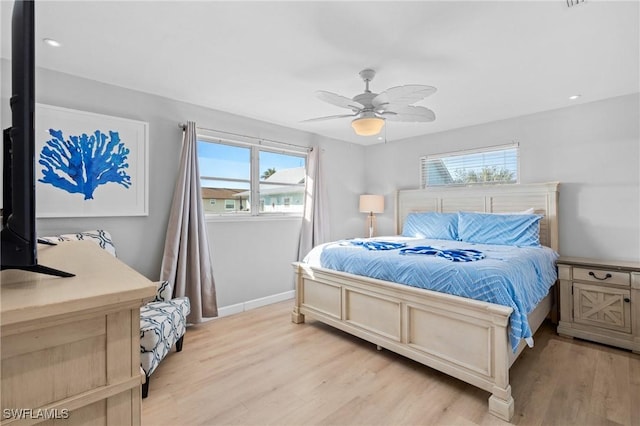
[35,104,149,217]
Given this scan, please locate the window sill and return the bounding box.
[204,214,303,223]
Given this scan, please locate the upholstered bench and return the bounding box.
[41,230,190,398]
[139,280,190,397]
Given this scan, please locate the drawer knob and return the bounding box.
[624,297,631,303]
[588,271,612,281]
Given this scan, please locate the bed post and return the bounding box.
[291,263,305,324]
[487,306,515,421]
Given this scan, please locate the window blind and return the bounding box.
[420,143,519,188]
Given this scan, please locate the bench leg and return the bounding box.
[176,335,184,352]
[142,374,150,399]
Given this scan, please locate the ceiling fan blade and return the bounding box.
[380,105,435,122]
[316,90,364,111]
[372,85,437,108]
[301,113,357,123]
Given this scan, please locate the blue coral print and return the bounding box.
[39,129,131,200]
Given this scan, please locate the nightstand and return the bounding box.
[556,257,639,353]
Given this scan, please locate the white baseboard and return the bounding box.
[216,290,294,318]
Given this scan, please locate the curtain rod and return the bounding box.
[178,123,311,152]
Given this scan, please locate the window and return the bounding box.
[209,199,216,205]
[198,138,306,216]
[421,144,519,188]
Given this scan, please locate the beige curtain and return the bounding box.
[298,146,329,260]
[160,121,217,323]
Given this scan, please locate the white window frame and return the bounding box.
[198,134,307,218]
[420,143,519,188]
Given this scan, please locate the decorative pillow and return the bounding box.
[40,229,117,257]
[402,212,459,240]
[154,280,173,302]
[457,211,543,247]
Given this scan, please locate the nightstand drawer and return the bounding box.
[573,267,630,287]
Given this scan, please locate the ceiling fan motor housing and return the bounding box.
[353,92,378,110]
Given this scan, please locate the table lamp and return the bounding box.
[359,194,384,238]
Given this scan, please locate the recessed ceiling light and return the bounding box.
[569,95,581,100]
[43,38,61,47]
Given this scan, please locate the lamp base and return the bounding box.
[364,214,378,238]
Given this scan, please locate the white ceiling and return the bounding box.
[2,0,639,145]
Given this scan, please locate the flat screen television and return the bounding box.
[1,0,72,277]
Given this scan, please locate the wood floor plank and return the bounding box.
[142,300,640,426]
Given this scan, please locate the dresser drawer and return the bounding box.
[572,267,630,287]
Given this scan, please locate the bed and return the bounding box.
[291,182,559,422]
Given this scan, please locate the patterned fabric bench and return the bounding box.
[140,280,190,397]
[41,230,190,398]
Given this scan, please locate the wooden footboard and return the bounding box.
[292,262,529,422]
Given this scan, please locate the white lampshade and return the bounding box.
[351,116,385,136]
[359,194,384,214]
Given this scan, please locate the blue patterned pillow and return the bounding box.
[458,211,543,247]
[402,212,459,240]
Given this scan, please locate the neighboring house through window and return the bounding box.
[202,188,245,213]
[245,166,305,213]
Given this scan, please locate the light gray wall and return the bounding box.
[1,60,367,309]
[206,218,301,307]
[365,93,640,262]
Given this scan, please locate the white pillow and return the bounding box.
[479,208,536,215]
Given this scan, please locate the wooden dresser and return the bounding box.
[1,241,156,425]
[556,256,639,353]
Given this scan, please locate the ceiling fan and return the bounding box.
[304,69,437,136]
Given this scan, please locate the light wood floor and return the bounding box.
[142,300,640,426]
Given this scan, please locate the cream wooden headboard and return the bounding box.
[395,182,560,251]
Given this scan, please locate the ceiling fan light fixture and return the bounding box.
[351,116,385,136]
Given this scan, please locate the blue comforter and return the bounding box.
[304,237,559,352]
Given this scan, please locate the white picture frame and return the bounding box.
[35,104,149,217]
